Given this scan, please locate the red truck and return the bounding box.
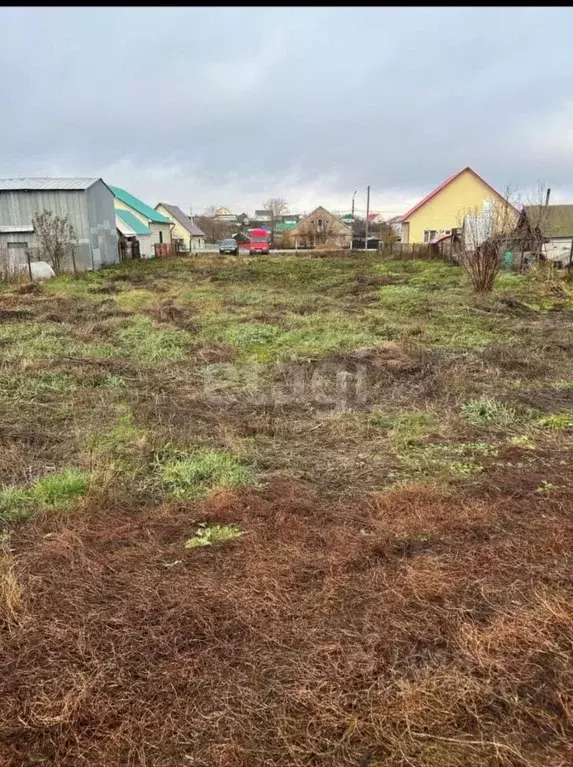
[248,228,270,255]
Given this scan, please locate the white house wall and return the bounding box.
[149,222,172,249]
[138,234,154,258]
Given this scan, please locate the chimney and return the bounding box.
[545,188,551,207]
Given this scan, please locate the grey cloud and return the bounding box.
[2,7,573,208]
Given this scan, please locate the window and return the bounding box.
[316,218,324,232]
[6,242,28,249]
[159,231,163,244]
[423,230,437,243]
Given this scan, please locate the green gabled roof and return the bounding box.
[115,208,152,236]
[109,185,171,224]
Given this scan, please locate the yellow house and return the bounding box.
[155,203,206,252]
[400,167,517,245]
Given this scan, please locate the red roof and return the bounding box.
[400,166,518,222]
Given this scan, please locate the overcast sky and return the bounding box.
[1,7,572,218]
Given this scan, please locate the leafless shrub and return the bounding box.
[459,189,519,292]
[32,210,77,274]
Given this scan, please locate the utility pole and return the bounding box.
[351,190,357,218]
[364,185,370,252]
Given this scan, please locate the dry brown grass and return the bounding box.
[0,541,26,635]
[1,480,572,766]
[2,254,573,765]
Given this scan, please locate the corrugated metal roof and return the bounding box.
[115,209,151,236]
[156,203,205,237]
[0,177,100,191]
[110,185,171,224]
[0,224,34,233]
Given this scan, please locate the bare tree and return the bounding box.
[263,198,288,220]
[195,206,233,243]
[263,198,288,242]
[458,188,519,292]
[32,210,76,274]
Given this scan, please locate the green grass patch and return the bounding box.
[86,410,148,464]
[0,321,119,361]
[385,411,437,447]
[158,449,256,500]
[199,310,380,363]
[0,370,78,400]
[391,441,497,483]
[462,397,519,427]
[538,412,573,430]
[45,271,107,298]
[115,289,159,311]
[117,316,191,362]
[87,372,127,389]
[0,468,89,524]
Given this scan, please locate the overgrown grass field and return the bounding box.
[1,252,573,766]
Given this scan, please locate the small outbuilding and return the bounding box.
[0,177,118,272]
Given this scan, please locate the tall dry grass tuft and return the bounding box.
[0,537,26,634]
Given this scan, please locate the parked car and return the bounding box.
[219,238,239,255]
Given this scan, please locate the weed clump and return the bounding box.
[538,411,573,430]
[462,396,518,427]
[159,449,256,500]
[0,468,89,524]
[185,522,245,548]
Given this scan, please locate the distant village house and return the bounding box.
[155,203,206,252]
[287,206,352,249]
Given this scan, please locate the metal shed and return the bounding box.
[0,177,119,272]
